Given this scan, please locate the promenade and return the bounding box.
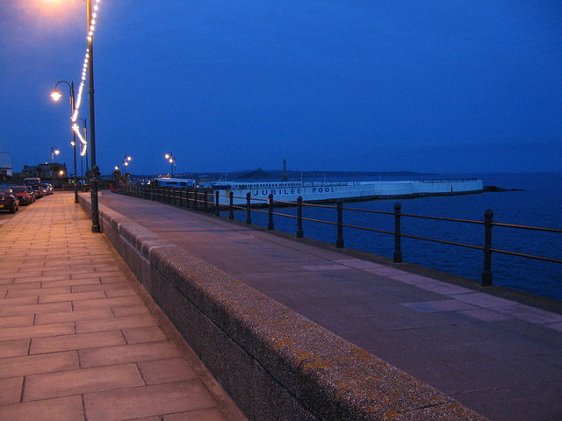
[97,190,562,421]
[2,191,562,420]
[0,192,245,420]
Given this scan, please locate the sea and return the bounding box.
[242,172,562,301]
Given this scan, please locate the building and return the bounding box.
[0,152,13,180]
[21,162,68,185]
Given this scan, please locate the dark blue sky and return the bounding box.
[1,0,561,175]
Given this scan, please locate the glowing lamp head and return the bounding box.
[59,170,65,176]
[53,149,60,156]
[164,153,171,159]
[50,89,63,102]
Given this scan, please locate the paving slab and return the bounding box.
[83,381,219,421]
[0,192,245,421]
[0,395,84,421]
[99,191,562,421]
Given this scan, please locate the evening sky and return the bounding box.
[1,0,561,175]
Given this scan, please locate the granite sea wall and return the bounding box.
[79,193,486,420]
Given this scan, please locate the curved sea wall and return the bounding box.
[360,179,484,196]
[217,179,484,205]
[78,193,486,420]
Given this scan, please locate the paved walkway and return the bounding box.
[99,191,562,421]
[0,193,246,421]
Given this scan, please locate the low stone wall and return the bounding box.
[78,194,485,420]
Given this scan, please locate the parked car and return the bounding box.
[11,186,35,205]
[40,183,54,195]
[30,184,44,199]
[25,185,37,201]
[0,188,19,213]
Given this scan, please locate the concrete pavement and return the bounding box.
[0,192,245,421]
[100,190,562,421]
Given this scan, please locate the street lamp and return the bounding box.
[51,80,79,203]
[164,152,175,177]
[51,147,61,161]
[122,155,132,172]
[121,155,132,184]
[87,0,101,233]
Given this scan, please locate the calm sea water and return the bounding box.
[242,172,562,301]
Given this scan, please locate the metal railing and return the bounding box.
[117,185,562,287]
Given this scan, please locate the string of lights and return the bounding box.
[70,0,102,157]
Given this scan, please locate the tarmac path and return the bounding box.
[99,190,562,421]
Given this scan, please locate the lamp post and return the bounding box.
[164,152,175,177]
[87,0,101,232]
[122,155,132,173]
[121,155,132,184]
[51,80,79,203]
[51,147,61,162]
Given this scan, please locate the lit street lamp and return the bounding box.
[87,0,101,232]
[164,152,175,177]
[51,80,79,203]
[51,147,61,161]
[122,155,132,172]
[119,155,132,184]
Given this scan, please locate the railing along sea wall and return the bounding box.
[118,184,562,289]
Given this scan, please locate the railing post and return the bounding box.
[481,209,494,286]
[393,203,402,263]
[193,188,198,210]
[215,191,220,216]
[336,200,344,248]
[268,194,274,230]
[204,190,209,212]
[245,192,252,224]
[296,196,304,238]
[229,191,234,220]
